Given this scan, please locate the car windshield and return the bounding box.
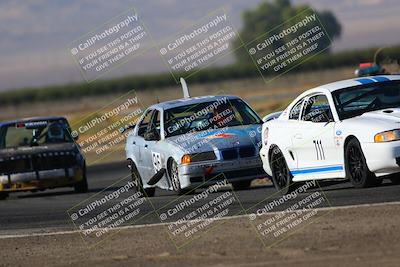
[332,81,400,120]
[0,119,74,149]
[164,98,262,137]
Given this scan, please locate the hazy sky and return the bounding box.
[0,0,399,91]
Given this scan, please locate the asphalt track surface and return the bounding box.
[1,161,399,236]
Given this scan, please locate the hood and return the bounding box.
[340,108,400,143]
[166,125,261,153]
[353,108,400,128]
[0,143,77,158]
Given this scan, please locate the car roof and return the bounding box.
[0,116,67,127]
[315,75,400,93]
[148,95,241,110]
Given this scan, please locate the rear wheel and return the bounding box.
[345,138,380,188]
[270,147,296,194]
[129,160,155,197]
[74,165,88,193]
[231,180,252,190]
[169,159,191,195]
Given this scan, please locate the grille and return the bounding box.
[191,151,216,162]
[0,157,32,173]
[221,149,238,160]
[34,153,76,170]
[239,146,255,158]
[221,146,256,160]
[0,151,77,175]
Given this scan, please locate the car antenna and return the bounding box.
[180,77,190,98]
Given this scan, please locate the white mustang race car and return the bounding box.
[260,75,400,194]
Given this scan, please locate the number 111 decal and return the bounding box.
[313,140,325,160]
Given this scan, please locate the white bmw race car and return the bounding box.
[260,75,400,193]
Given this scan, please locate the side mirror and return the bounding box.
[323,117,334,126]
[121,124,136,134]
[262,111,283,122]
[144,130,159,141]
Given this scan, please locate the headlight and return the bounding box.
[263,128,269,146]
[374,129,400,142]
[181,154,192,164]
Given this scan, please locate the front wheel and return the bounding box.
[129,160,155,197]
[345,138,379,188]
[74,165,88,193]
[270,147,296,194]
[169,159,191,195]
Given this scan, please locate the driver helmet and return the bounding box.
[47,123,64,141]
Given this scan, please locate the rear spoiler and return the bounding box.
[262,111,282,122]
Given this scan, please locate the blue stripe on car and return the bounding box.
[355,78,375,85]
[291,165,343,175]
[371,76,390,82]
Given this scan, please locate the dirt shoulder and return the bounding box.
[2,203,400,267]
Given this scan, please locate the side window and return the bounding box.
[289,99,304,120]
[152,110,161,138]
[301,95,333,123]
[138,110,153,137]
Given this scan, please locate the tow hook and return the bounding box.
[204,166,213,175]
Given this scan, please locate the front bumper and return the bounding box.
[178,157,266,189]
[362,141,400,175]
[0,167,84,192]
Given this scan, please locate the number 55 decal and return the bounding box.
[152,152,162,173]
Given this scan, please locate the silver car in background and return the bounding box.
[125,80,266,196]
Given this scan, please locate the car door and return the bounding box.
[134,109,155,177]
[279,97,305,170]
[139,109,164,183]
[291,94,342,179]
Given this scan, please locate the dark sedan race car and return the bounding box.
[0,117,87,200]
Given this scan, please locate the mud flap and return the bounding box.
[147,168,166,185]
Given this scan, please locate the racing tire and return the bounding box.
[345,138,380,188]
[168,159,191,195]
[270,147,297,195]
[231,180,252,190]
[74,165,89,193]
[129,160,155,197]
[0,192,9,200]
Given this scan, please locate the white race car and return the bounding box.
[260,75,400,193]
